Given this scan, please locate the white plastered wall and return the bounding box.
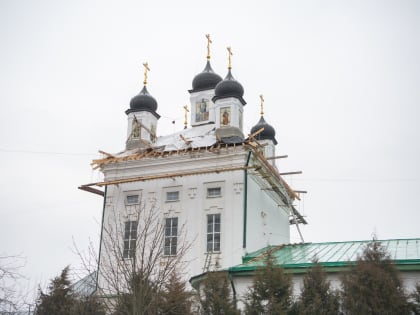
[126,111,157,142]
[189,90,217,126]
[214,97,244,130]
[245,174,291,254]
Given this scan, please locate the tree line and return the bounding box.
[3,199,419,314]
[32,240,420,315]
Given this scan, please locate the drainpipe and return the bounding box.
[228,271,237,308]
[243,151,252,249]
[96,185,107,291]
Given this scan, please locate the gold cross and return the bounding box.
[206,34,212,60]
[260,94,264,116]
[227,47,233,69]
[183,105,189,129]
[143,62,150,86]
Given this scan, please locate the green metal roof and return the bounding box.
[229,238,420,274]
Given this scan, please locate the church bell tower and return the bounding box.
[125,62,160,150]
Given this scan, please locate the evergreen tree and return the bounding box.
[36,266,76,315]
[244,251,292,315]
[199,271,239,315]
[74,295,107,315]
[112,271,159,315]
[35,266,106,315]
[410,283,420,315]
[341,240,409,315]
[293,261,340,315]
[159,272,192,315]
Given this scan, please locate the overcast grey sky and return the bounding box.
[1,0,419,295]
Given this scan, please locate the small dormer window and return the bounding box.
[166,191,180,202]
[207,187,221,198]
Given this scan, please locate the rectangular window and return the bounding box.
[164,218,178,256]
[126,194,139,205]
[123,221,137,259]
[207,187,221,198]
[166,191,179,202]
[207,214,221,252]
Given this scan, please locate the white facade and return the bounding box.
[88,56,299,299]
[246,173,290,251]
[96,144,295,290]
[230,270,420,311]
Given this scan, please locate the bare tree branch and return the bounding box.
[0,254,26,312]
[75,196,194,313]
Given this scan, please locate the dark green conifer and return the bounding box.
[112,271,159,315]
[200,271,239,315]
[159,272,192,315]
[293,261,340,315]
[341,241,409,315]
[244,250,292,315]
[36,266,105,315]
[36,266,76,315]
[410,283,420,315]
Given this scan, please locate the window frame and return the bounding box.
[207,187,222,198]
[164,217,178,256]
[125,194,139,205]
[123,220,138,259]
[206,214,221,253]
[166,191,180,202]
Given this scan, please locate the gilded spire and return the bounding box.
[227,47,233,70]
[206,34,212,60]
[260,94,265,116]
[142,62,150,86]
[183,104,189,129]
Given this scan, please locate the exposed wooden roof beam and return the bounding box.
[266,155,288,160]
[82,165,256,187]
[279,171,303,176]
[78,185,105,196]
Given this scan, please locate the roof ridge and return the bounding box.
[286,238,420,246]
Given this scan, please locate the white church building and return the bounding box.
[79,36,420,307]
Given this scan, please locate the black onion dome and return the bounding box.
[212,70,246,105]
[126,86,159,117]
[190,61,222,93]
[250,116,277,145]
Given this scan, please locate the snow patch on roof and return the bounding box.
[110,124,218,157]
[155,123,216,149]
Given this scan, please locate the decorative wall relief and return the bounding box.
[188,187,197,199]
[233,183,243,194]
